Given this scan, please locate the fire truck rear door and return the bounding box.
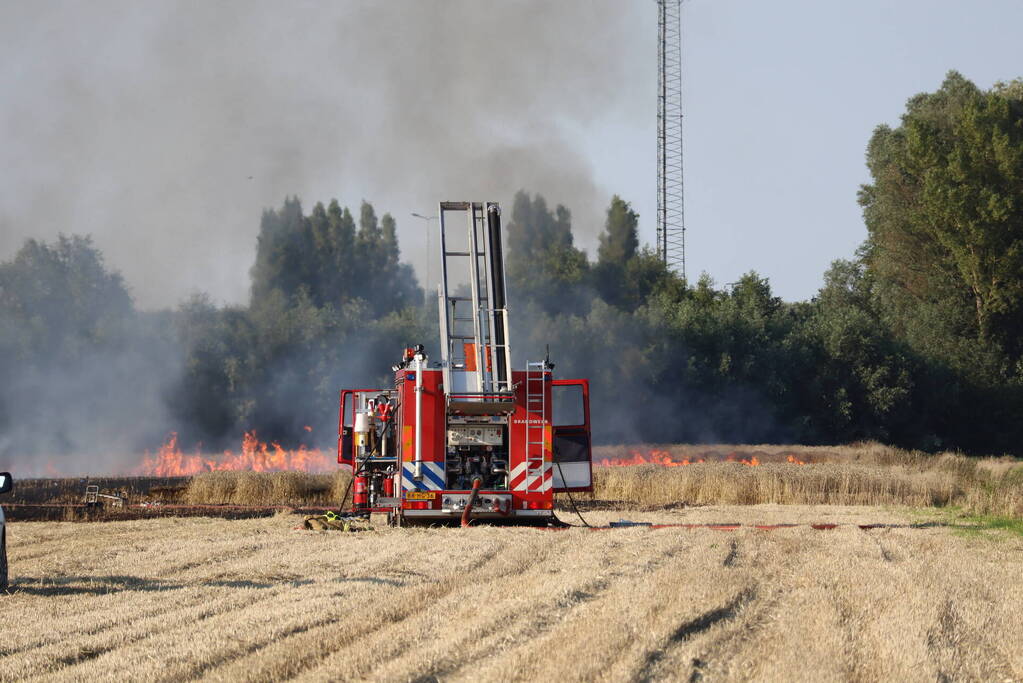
[338,390,354,469]
[552,379,592,492]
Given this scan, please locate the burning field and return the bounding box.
[6,441,1023,522]
[135,431,335,477]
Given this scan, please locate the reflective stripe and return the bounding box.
[527,462,552,492]
[420,463,446,489]
[401,462,445,490]
[509,461,527,491]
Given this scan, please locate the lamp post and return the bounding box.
[411,212,437,294]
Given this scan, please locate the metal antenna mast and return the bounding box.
[657,0,686,280]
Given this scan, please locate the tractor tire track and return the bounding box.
[51,538,434,681]
[633,531,819,682]
[722,539,739,567]
[381,533,695,683]
[192,533,549,682]
[453,530,710,683]
[294,531,594,681]
[926,597,1016,682]
[12,584,303,682]
[636,586,758,681]
[6,530,421,681]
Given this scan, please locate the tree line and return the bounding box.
[2,71,1022,463]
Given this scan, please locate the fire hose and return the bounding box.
[554,460,591,528]
[460,478,482,528]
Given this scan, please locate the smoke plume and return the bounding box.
[0,1,650,309]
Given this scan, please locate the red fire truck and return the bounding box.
[338,201,592,524]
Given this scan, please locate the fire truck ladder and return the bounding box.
[524,360,548,491]
[437,201,513,413]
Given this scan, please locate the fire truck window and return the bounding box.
[342,393,354,427]
[552,384,584,426]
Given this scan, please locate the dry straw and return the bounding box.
[184,470,350,506]
[587,442,1023,517]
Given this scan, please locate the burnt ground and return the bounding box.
[1,477,327,522]
[6,476,190,506]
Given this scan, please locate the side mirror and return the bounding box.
[0,472,12,495]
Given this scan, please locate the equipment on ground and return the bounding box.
[338,202,593,525]
[83,485,125,508]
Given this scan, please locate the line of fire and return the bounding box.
[338,201,593,525]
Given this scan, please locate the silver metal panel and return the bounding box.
[466,203,485,392]
[447,425,503,446]
[436,200,513,402]
[437,203,453,393]
[552,461,591,489]
[482,204,499,392]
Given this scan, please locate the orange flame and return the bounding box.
[724,452,760,466]
[598,449,707,467]
[786,454,807,465]
[135,432,333,476]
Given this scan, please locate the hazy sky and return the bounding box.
[2,0,1022,309]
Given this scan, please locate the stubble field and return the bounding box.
[2,504,1022,682]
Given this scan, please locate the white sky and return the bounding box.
[2,0,1022,308]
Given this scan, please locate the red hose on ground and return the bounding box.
[461,478,482,528]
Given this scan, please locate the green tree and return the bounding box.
[797,260,920,444]
[251,197,420,317]
[167,294,243,439]
[250,196,310,306]
[505,191,590,314]
[860,72,1023,366]
[0,234,133,363]
[597,195,639,265]
[0,235,184,462]
[328,200,357,305]
[594,196,673,309]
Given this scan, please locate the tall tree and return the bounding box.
[0,234,133,362]
[250,196,310,305]
[860,72,1023,366]
[597,195,639,266]
[594,195,648,307]
[505,191,589,315]
[327,200,356,303]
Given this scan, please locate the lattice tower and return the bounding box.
[657,0,686,279]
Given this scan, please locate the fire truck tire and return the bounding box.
[0,530,7,592]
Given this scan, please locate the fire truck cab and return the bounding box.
[338,202,592,524]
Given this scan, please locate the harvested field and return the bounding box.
[2,507,1022,681]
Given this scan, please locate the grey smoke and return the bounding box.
[0,1,651,309]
